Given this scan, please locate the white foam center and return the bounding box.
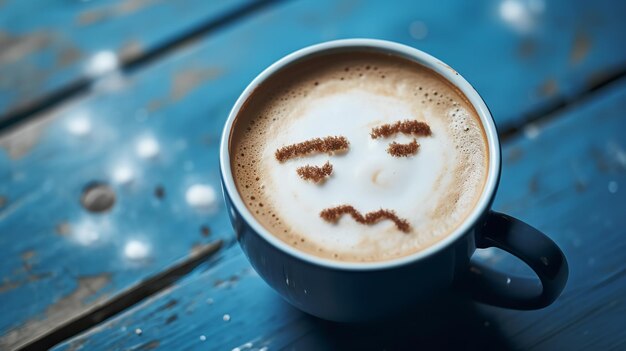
[262,88,461,254]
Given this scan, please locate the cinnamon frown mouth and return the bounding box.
[320,205,411,233]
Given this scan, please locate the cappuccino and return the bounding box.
[230,51,488,262]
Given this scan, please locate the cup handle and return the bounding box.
[460,211,568,309]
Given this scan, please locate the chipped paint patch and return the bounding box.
[570,31,591,66]
[21,250,36,260]
[0,273,111,349]
[135,340,160,350]
[8,273,53,293]
[118,0,159,14]
[171,67,223,101]
[214,274,240,289]
[538,78,558,98]
[518,38,536,58]
[0,29,59,112]
[64,338,87,351]
[21,250,36,271]
[76,10,109,26]
[505,147,524,163]
[146,98,166,112]
[528,174,540,193]
[76,0,160,26]
[55,221,72,236]
[55,45,82,68]
[0,31,52,65]
[119,39,144,61]
[0,111,55,159]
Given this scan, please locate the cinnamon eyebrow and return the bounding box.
[320,205,411,233]
[297,162,333,183]
[387,139,419,157]
[370,120,432,139]
[275,136,349,162]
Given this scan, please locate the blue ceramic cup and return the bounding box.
[219,39,568,322]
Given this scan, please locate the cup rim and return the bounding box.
[220,38,501,271]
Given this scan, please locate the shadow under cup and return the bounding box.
[219,39,568,322]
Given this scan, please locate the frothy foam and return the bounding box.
[231,52,488,262]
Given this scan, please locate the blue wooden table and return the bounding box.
[1,0,625,350]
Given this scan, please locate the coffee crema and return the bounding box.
[230,51,488,262]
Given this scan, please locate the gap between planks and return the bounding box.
[17,241,224,351]
[0,0,281,131]
[498,63,626,142]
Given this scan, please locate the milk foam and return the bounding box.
[231,52,488,262]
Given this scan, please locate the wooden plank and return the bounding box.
[0,0,258,122]
[52,77,626,351]
[1,0,625,128]
[1,0,625,348]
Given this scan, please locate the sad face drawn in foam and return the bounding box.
[275,120,432,233]
[254,85,469,242]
